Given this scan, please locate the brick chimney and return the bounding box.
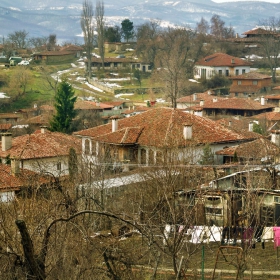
[1,133,12,151]
[183,123,193,140]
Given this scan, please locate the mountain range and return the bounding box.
[0,0,280,44]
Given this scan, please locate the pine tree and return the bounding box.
[50,78,77,133]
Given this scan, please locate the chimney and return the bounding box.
[213,97,218,103]
[271,130,280,146]
[249,121,253,132]
[183,123,193,140]
[11,157,20,176]
[200,99,204,106]
[193,93,197,101]
[40,126,48,134]
[1,133,12,151]
[110,116,119,132]
[236,33,239,38]
[261,96,266,106]
[228,120,232,127]
[234,115,240,120]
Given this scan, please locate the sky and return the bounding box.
[213,0,280,2]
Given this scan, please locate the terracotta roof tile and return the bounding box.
[253,111,280,121]
[266,94,280,100]
[242,28,276,36]
[0,164,51,191]
[196,53,251,67]
[74,107,258,147]
[216,138,280,159]
[0,129,82,159]
[196,98,274,110]
[230,72,271,80]
[75,100,104,110]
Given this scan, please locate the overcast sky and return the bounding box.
[213,0,280,2]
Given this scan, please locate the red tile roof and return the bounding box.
[215,118,261,139]
[0,129,82,159]
[0,164,51,191]
[266,94,280,100]
[0,124,12,130]
[75,100,104,110]
[242,28,276,36]
[230,72,271,80]
[74,107,258,147]
[253,111,280,121]
[229,85,261,93]
[196,53,251,67]
[194,98,274,111]
[216,138,280,159]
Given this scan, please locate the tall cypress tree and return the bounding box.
[50,78,77,133]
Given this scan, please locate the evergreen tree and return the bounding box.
[200,143,214,165]
[121,19,134,42]
[50,78,77,133]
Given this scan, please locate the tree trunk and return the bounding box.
[15,220,46,280]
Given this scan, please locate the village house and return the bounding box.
[194,53,251,80]
[33,51,75,63]
[176,90,225,110]
[0,127,82,177]
[249,111,280,131]
[229,72,272,97]
[0,113,23,125]
[74,107,260,168]
[89,57,152,72]
[59,44,84,58]
[0,163,52,202]
[215,137,280,165]
[185,97,275,118]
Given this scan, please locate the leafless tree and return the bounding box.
[81,0,95,79]
[258,17,280,83]
[7,30,29,49]
[136,19,161,69]
[95,0,105,69]
[153,27,199,108]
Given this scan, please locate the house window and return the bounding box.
[205,207,223,215]
[148,65,151,70]
[137,64,140,68]
[242,69,246,74]
[218,70,222,76]
[57,162,61,171]
[237,80,242,85]
[225,70,229,76]
[274,196,280,203]
[235,69,239,75]
[235,92,238,97]
[252,80,258,85]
